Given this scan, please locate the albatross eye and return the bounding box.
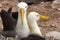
[18,6,20,8]
[35,15,39,21]
[36,15,39,17]
[25,6,28,8]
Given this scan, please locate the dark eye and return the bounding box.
[18,7,20,8]
[25,6,27,8]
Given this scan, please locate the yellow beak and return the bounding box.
[40,15,49,21]
[20,8,24,24]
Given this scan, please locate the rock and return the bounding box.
[18,0,54,3]
[58,8,60,11]
[50,24,56,28]
[18,0,37,3]
[44,31,60,40]
[51,0,60,10]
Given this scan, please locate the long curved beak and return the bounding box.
[20,8,24,24]
[40,15,49,21]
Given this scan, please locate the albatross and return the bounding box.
[15,2,49,40]
[16,2,30,39]
[21,12,49,40]
[28,12,49,39]
[28,12,43,36]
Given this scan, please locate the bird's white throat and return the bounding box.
[16,10,30,38]
[28,18,42,36]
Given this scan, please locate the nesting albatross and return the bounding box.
[21,11,49,40]
[16,2,49,40]
[16,2,30,40]
[0,2,49,40]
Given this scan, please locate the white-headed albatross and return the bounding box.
[16,2,30,39]
[28,12,42,36]
[16,2,49,40]
[21,12,49,40]
[28,12,49,37]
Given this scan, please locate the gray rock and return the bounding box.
[45,31,60,40]
[18,0,54,3]
[51,0,60,10]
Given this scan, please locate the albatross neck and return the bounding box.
[28,20,42,36]
[17,10,27,24]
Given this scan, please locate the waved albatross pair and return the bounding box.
[16,2,49,40]
[0,2,49,40]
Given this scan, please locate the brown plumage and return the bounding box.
[0,8,16,31]
[0,8,17,40]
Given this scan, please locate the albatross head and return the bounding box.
[28,12,49,21]
[17,2,28,24]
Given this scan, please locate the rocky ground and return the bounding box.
[0,0,60,40]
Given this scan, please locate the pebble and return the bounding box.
[50,24,56,28]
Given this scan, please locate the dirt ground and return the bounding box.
[0,0,60,37]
